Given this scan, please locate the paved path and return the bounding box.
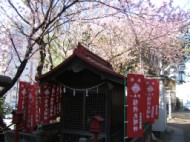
[156,111,190,142]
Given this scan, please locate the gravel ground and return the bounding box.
[156,110,190,142]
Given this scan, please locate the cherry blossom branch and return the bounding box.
[8,0,31,26]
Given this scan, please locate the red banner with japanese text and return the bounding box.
[144,79,159,123]
[18,81,30,111]
[33,83,40,128]
[40,83,52,124]
[54,84,62,118]
[49,84,57,120]
[127,74,145,138]
[48,83,62,120]
[18,81,62,132]
[25,84,36,132]
[18,81,30,130]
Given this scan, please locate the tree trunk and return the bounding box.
[47,47,53,70]
[0,39,33,97]
[36,39,46,78]
[0,59,28,97]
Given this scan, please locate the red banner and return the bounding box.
[25,84,36,132]
[18,81,62,131]
[49,84,57,120]
[18,81,30,111]
[33,83,40,128]
[144,79,159,123]
[18,81,30,130]
[55,84,62,118]
[40,83,52,124]
[127,74,145,138]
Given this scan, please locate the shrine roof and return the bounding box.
[37,43,124,83]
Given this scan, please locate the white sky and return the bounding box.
[150,0,190,10]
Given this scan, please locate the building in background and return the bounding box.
[175,27,190,106]
[176,61,190,106]
[0,44,38,109]
[4,58,38,109]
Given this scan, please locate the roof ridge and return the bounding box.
[73,43,113,70]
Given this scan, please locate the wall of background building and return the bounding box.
[176,61,190,105]
[4,59,38,109]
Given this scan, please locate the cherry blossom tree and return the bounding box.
[70,0,190,74]
[0,0,122,96]
[0,0,190,97]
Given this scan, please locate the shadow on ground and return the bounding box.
[154,110,190,142]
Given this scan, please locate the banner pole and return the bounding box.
[124,70,127,142]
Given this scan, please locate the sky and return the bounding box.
[151,0,190,10]
[173,0,190,12]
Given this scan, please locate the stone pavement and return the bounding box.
[154,111,190,142]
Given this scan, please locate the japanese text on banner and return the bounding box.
[127,74,145,138]
[144,79,159,123]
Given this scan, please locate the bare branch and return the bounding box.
[4,56,13,74]
[87,28,105,46]
[9,36,22,63]
[8,0,31,26]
